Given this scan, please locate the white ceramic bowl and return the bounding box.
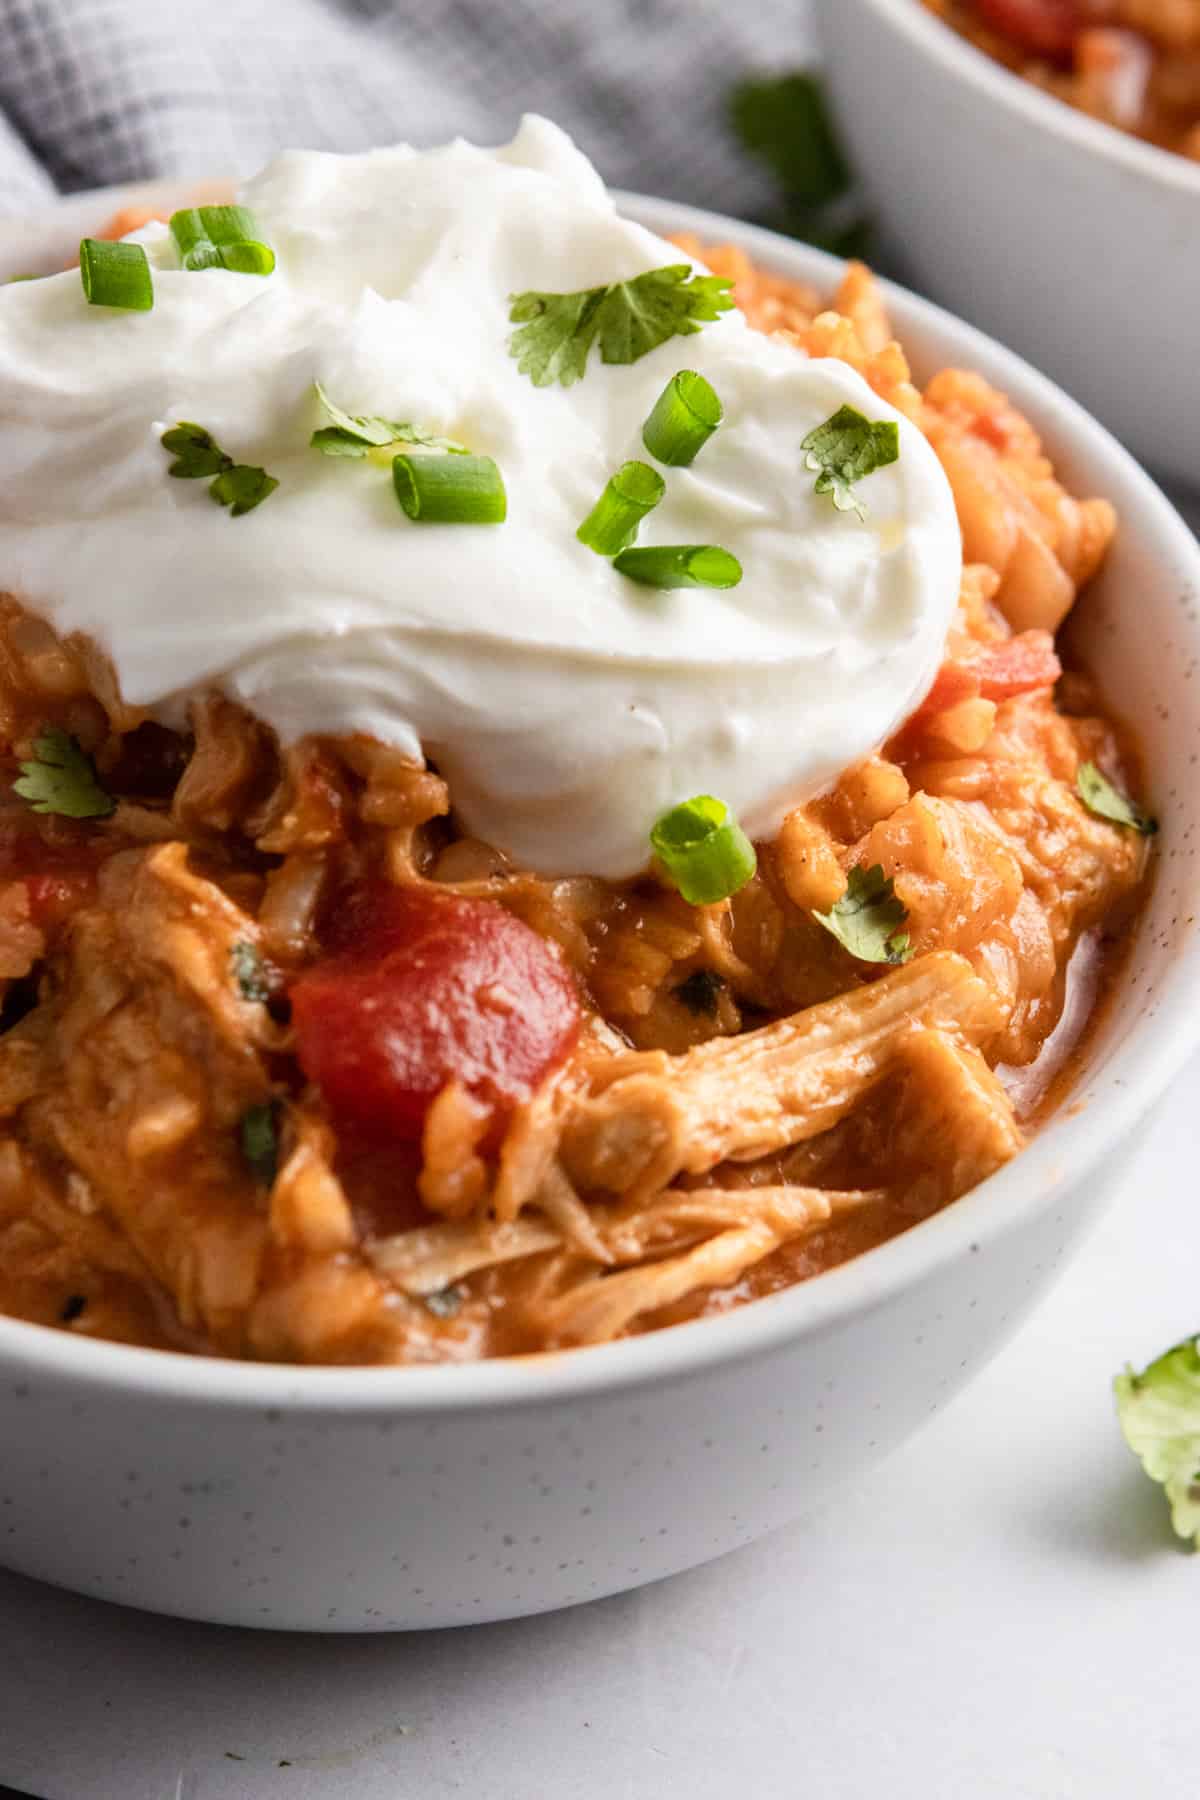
[1,196,1199,1633]
[817,0,1200,486]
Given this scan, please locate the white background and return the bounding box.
[2,7,1199,1790]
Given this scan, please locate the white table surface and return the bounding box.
[3,12,1200,1788]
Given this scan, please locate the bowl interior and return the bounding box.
[0,191,1198,1410]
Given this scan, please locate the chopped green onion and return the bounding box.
[641,371,723,467]
[169,204,275,275]
[651,795,757,905]
[392,454,507,524]
[613,544,742,590]
[576,460,665,556]
[195,205,263,247]
[215,240,276,275]
[79,238,154,311]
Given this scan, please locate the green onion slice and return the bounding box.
[577,460,665,556]
[641,370,724,467]
[79,238,154,311]
[392,454,507,524]
[169,204,276,275]
[613,544,742,589]
[195,205,263,248]
[651,795,757,906]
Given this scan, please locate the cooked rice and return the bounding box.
[0,247,1150,1363]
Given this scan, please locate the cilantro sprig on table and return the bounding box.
[508,264,734,389]
[1115,1335,1200,1549]
[801,406,900,520]
[13,728,115,821]
[813,864,913,966]
[161,422,278,517]
[728,71,872,258]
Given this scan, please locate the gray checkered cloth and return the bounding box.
[0,0,814,218]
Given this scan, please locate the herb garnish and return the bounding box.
[508,264,733,389]
[14,728,115,820]
[801,406,900,519]
[239,1101,280,1186]
[231,941,271,1004]
[651,795,757,906]
[814,864,913,966]
[576,460,665,557]
[673,968,726,1016]
[1077,762,1158,836]
[728,71,871,257]
[425,1286,465,1320]
[169,204,275,275]
[161,422,278,516]
[79,237,154,311]
[1114,1334,1200,1549]
[310,383,467,459]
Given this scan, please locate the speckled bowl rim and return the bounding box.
[1,196,1198,1415]
[851,0,1200,195]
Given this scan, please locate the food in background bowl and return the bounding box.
[0,120,1155,1368]
[819,0,1200,485]
[923,1,1200,159]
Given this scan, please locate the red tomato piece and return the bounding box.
[972,630,1062,700]
[912,660,982,722]
[0,823,103,932]
[972,0,1079,59]
[290,885,582,1145]
[24,868,98,930]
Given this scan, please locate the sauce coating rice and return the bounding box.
[0,242,1151,1364]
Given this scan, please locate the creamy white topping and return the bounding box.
[0,117,961,878]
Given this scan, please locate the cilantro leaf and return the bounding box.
[13,728,115,820]
[801,405,900,519]
[508,265,733,389]
[239,1101,280,1186]
[161,420,278,516]
[1077,761,1158,836]
[230,940,270,1004]
[595,267,734,366]
[673,968,726,1017]
[813,863,913,965]
[209,464,278,516]
[161,421,228,478]
[425,1285,465,1319]
[309,382,467,458]
[729,72,852,209]
[1114,1335,1200,1548]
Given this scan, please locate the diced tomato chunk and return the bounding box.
[972,0,1079,59]
[971,630,1062,700]
[24,867,98,929]
[0,822,103,932]
[290,884,581,1146]
[913,660,982,721]
[914,629,1061,726]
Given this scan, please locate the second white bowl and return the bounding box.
[818,0,1200,486]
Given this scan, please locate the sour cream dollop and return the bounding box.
[0,117,961,877]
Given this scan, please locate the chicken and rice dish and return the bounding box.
[0,121,1153,1364]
